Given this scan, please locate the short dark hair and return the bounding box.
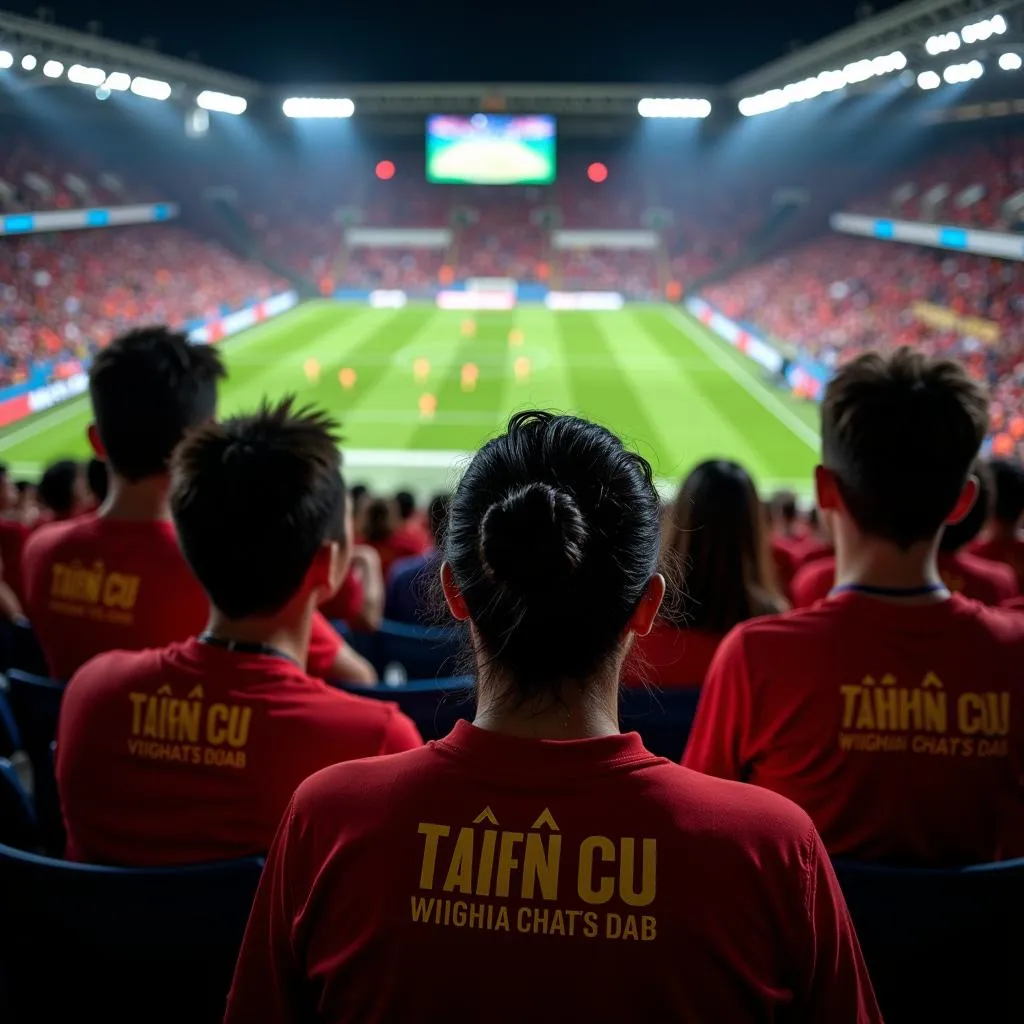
[428,493,450,546]
[821,349,988,549]
[940,459,990,552]
[395,490,416,521]
[987,458,1024,526]
[171,398,346,620]
[446,411,661,698]
[89,326,226,482]
[38,460,79,516]
[664,460,782,631]
[86,458,109,504]
[771,490,798,525]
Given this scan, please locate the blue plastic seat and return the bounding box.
[0,757,37,851]
[0,678,22,757]
[0,843,264,1023]
[619,686,701,761]
[343,675,476,740]
[373,619,466,680]
[834,856,1024,1023]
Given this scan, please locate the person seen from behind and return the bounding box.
[57,400,421,866]
[226,411,879,1024]
[971,457,1024,591]
[685,349,1024,865]
[384,492,450,624]
[22,326,373,684]
[625,460,785,687]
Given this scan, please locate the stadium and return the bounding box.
[0,0,1023,1020]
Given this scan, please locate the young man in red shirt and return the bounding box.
[685,349,1024,866]
[971,457,1024,590]
[57,401,421,866]
[22,326,373,684]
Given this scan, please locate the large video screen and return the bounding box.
[426,114,556,185]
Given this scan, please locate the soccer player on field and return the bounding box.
[22,326,375,684]
[226,412,878,1024]
[685,349,1024,865]
[56,400,421,865]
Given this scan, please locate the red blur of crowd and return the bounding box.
[0,227,288,389]
[703,235,1024,457]
[851,135,1024,230]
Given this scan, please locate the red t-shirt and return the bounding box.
[0,518,30,603]
[318,567,366,623]
[770,534,806,599]
[683,593,1024,865]
[369,532,427,578]
[225,722,879,1024]
[623,622,723,688]
[22,514,347,682]
[56,638,422,865]
[792,554,1019,610]
[971,535,1024,592]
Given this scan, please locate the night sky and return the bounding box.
[5,0,907,84]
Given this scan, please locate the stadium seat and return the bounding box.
[7,622,49,678]
[833,857,1024,1023]
[0,843,265,1024]
[0,758,37,851]
[370,619,466,681]
[619,686,701,762]
[5,671,64,853]
[343,676,475,741]
[0,679,21,757]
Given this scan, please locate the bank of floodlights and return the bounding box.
[942,59,985,84]
[197,90,247,115]
[130,76,172,101]
[67,65,106,87]
[282,97,355,118]
[739,51,906,116]
[637,97,712,118]
[999,52,1023,71]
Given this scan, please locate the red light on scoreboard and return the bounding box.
[376,160,396,180]
[587,162,608,183]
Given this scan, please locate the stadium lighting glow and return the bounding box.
[20,54,36,71]
[196,89,247,115]
[42,59,64,79]
[375,159,396,180]
[960,14,1008,44]
[917,70,942,90]
[67,64,106,87]
[130,76,172,101]
[943,59,985,84]
[740,51,905,116]
[0,50,12,70]
[999,52,1023,71]
[282,97,355,118]
[926,31,961,55]
[637,97,712,118]
[104,71,131,92]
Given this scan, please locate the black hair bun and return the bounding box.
[479,482,588,590]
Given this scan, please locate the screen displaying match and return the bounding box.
[426,114,557,185]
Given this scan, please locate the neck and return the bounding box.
[99,473,172,522]
[833,528,948,602]
[204,601,314,667]
[473,667,621,740]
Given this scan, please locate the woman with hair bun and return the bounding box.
[227,412,879,1024]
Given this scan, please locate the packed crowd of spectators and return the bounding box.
[0,226,288,389]
[850,135,1024,231]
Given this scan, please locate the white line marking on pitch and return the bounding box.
[664,307,820,450]
[0,395,91,450]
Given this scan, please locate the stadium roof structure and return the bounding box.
[0,0,1022,124]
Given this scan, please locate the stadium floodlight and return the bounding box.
[842,59,875,84]
[637,97,712,118]
[20,53,36,70]
[943,59,985,84]
[130,76,172,100]
[104,71,131,92]
[196,90,247,115]
[42,59,64,79]
[961,14,1008,45]
[817,69,846,92]
[67,64,106,87]
[282,97,355,118]
[999,52,1023,71]
[917,70,942,89]
[0,50,12,70]
[926,31,961,55]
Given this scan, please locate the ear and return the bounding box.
[308,540,348,601]
[815,464,842,512]
[946,475,979,526]
[87,423,106,460]
[440,561,470,622]
[627,574,666,637]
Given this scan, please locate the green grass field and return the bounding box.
[0,301,821,496]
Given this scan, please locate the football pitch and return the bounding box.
[0,301,821,496]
